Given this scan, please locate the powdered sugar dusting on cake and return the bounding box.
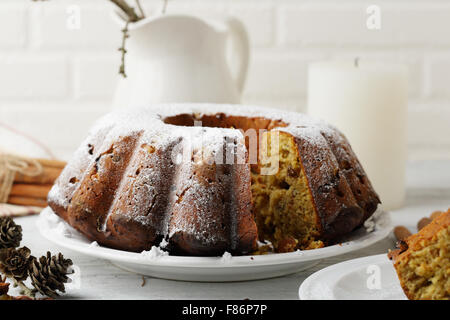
[48,103,375,255]
[50,104,333,249]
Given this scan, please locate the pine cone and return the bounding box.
[29,252,73,298]
[0,247,32,281]
[0,217,22,249]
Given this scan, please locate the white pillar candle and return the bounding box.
[307,60,408,210]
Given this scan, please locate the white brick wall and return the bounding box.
[0,3,27,49]
[280,3,450,47]
[74,55,118,99]
[0,55,69,99]
[0,0,449,161]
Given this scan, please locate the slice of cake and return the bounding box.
[389,209,449,300]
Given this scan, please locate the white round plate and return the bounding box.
[299,254,407,300]
[37,207,392,282]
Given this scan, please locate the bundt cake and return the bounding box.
[388,209,449,300]
[47,104,380,256]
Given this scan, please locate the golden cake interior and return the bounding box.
[395,225,450,300]
[164,113,322,252]
[251,131,322,252]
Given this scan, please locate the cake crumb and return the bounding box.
[89,241,99,247]
[141,246,169,259]
[159,238,168,248]
[220,251,232,263]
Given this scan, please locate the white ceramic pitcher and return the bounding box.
[112,13,250,109]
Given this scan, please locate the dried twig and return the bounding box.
[118,20,131,77]
[32,0,170,79]
[110,1,146,78]
[135,0,145,19]
[109,0,140,22]
[161,0,169,14]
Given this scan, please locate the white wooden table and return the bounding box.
[13,160,450,299]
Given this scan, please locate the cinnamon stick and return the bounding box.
[417,217,432,231]
[36,158,66,169]
[14,166,62,185]
[10,184,52,199]
[7,196,47,208]
[393,226,412,241]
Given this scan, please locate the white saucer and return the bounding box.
[299,254,407,300]
[37,207,392,282]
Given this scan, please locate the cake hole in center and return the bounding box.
[163,113,288,131]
